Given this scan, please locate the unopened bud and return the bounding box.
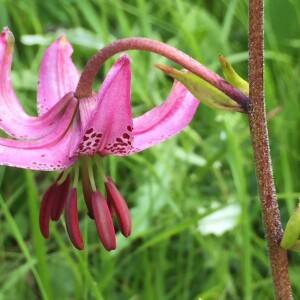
[281,202,300,251]
[156,64,243,112]
[218,55,249,96]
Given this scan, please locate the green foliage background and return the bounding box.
[0,0,299,299]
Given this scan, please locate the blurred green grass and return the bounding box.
[0,0,299,299]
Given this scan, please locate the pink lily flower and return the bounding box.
[0,28,199,251]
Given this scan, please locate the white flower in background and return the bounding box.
[197,204,241,236]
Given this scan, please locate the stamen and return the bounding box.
[105,176,132,237]
[65,188,84,250]
[106,187,115,216]
[72,163,79,188]
[94,155,107,182]
[87,158,97,192]
[81,156,94,218]
[91,191,116,251]
[50,173,71,221]
[57,168,72,185]
[39,183,55,238]
[94,156,114,215]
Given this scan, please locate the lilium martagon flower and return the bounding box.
[0,28,199,251]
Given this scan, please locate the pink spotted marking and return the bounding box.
[75,127,103,156]
[103,125,133,155]
[75,125,134,156]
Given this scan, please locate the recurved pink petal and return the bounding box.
[129,81,199,153]
[0,29,73,139]
[105,177,132,237]
[0,28,29,120]
[65,188,84,250]
[0,94,77,148]
[91,191,116,251]
[38,36,80,115]
[0,96,80,171]
[2,92,75,141]
[71,55,133,157]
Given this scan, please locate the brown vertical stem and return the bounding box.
[248,0,293,298]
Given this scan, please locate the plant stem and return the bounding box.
[75,38,248,108]
[248,0,293,298]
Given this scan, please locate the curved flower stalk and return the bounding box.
[0,28,199,251]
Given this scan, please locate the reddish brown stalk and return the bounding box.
[248,0,292,298]
[75,38,248,108]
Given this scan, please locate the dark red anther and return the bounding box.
[91,191,116,251]
[65,188,84,250]
[106,187,115,216]
[39,182,56,238]
[51,173,71,221]
[105,176,132,237]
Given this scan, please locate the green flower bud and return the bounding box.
[218,55,249,96]
[156,64,244,113]
[281,203,300,250]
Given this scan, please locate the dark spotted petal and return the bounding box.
[91,191,116,251]
[0,95,79,171]
[71,55,133,157]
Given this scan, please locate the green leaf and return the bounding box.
[156,64,243,112]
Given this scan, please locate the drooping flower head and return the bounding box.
[0,28,199,250]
